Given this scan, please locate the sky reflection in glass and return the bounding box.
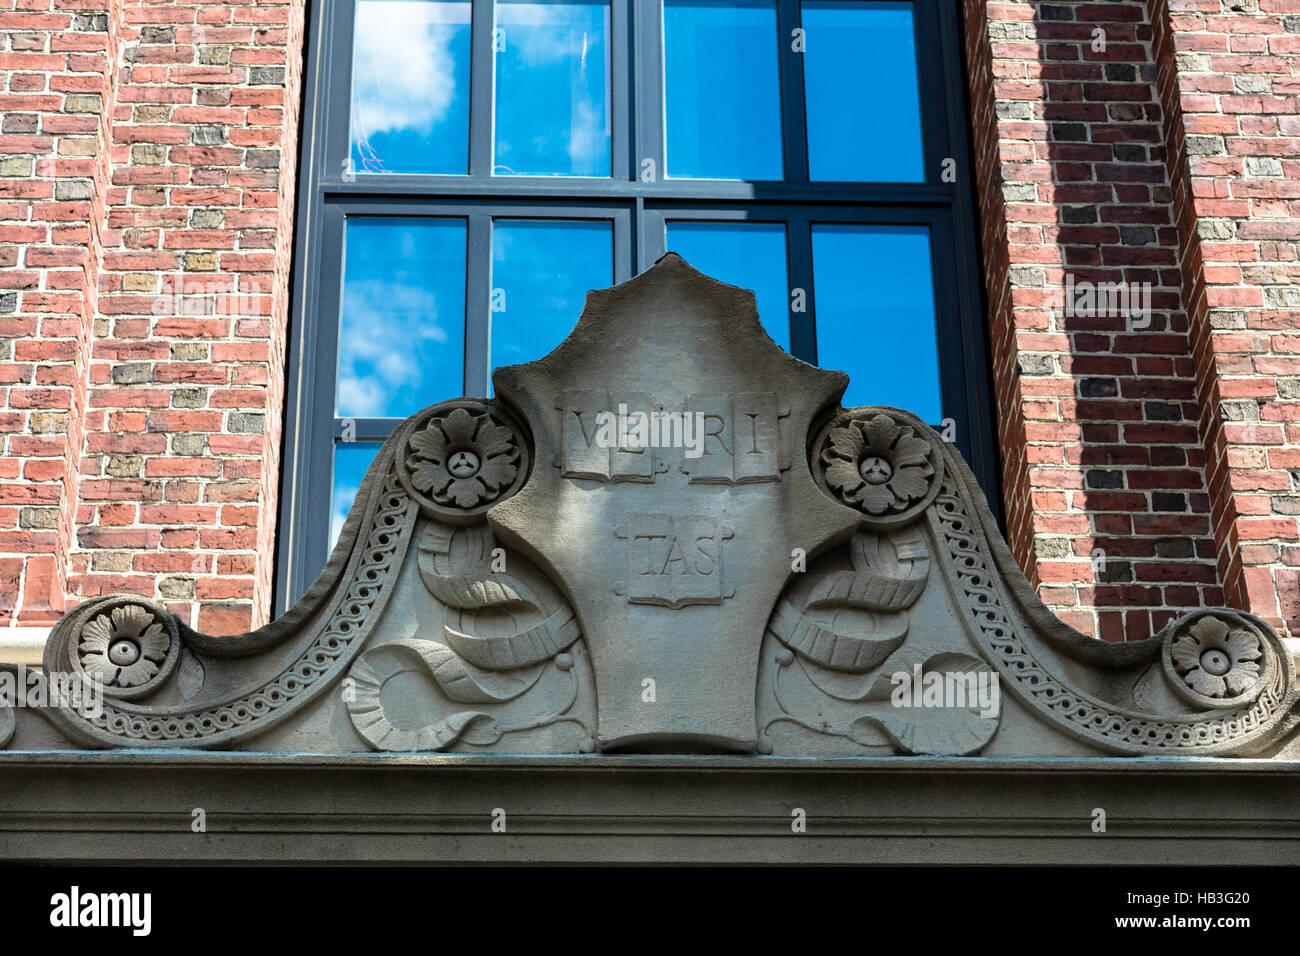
[490,220,612,385]
[812,224,941,421]
[666,222,790,349]
[350,0,471,174]
[337,218,467,418]
[801,1,924,182]
[494,0,612,176]
[664,0,782,180]
[331,441,383,548]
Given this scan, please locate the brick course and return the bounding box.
[962,0,1297,638]
[0,0,303,632]
[1151,0,1300,633]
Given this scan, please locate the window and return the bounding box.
[281,0,995,609]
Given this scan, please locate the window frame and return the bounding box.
[279,0,998,611]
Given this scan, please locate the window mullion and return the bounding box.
[788,216,815,365]
[328,0,358,183]
[634,196,645,272]
[776,0,808,183]
[298,203,351,597]
[611,0,631,181]
[636,0,664,186]
[614,207,633,282]
[641,202,664,271]
[469,0,494,178]
[633,0,660,271]
[333,417,405,442]
[913,0,949,186]
[467,214,492,398]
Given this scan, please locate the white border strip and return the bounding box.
[0,627,49,665]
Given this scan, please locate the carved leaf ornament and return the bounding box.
[345,514,587,751]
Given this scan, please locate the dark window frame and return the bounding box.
[278,0,998,611]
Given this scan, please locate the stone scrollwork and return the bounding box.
[33,445,418,748]
[23,395,568,755]
[420,522,581,670]
[764,401,1299,759]
[763,406,1001,756]
[767,526,930,673]
[345,521,592,752]
[930,449,1297,756]
[10,257,1300,760]
[347,640,549,751]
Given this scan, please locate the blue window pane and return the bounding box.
[494,1,611,177]
[351,0,471,174]
[490,220,612,380]
[338,218,467,417]
[801,1,924,182]
[665,222,789,350]
[332,442,383,548]
[664,0,782,180]
[812,225,941,421]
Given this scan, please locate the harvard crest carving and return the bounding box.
[13,255,1299,760]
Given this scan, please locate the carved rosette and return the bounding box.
[72,598,180,700]
[812,408,943,528]
[1161,610,1273,710]
[398,400,530,524]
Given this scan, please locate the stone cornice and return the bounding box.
[0,753,1297,864]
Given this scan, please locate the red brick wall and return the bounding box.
[0,0,304,632]
[1151,0,1300,634]
[961,0,1228,640]
[963,0,1039,605]
[0,0,114,626]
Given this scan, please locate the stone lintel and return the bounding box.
[0,752,1296,865]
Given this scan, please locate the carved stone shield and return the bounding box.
[490,254,861,750]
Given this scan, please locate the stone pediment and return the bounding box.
[6,254,1299,760]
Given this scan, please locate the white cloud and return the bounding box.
[566,97,606,169]
[337,277,453,418]
[330,481,360,548]
[497,2,608,66]
[352,1,469,138]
